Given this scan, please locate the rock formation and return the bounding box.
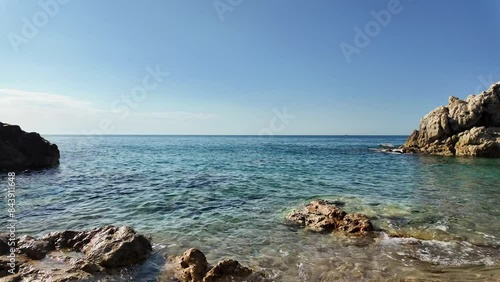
[401,82,500,157]
[286,199,374,236]
[0,225,152,281]
[162,248,266,282]
[0,122,60,170]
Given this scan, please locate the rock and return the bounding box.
[401,81,500,157]
[1,226,151,281]
[340,213,374,235]
[203,260,257,282]
[286,200,374,236]
[164,249,265,282]
[17,236,53,260]
[170,248,208,282]
[0,122,60,170]
[81,226,152,268]
[0,235,11,256]
[455,127,500,157]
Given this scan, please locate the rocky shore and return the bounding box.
[161,248,267,282]
[0,122,60,170]
[0,226,265,282]
[401,81,500,157]
[0,226,152,281]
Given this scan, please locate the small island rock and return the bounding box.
[286,199,374,236]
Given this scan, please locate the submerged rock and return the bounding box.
[163,248,266,282]
[0,122,60,170]
[401,82,500,157]
[0,225,152,281]
[286,199,374,236]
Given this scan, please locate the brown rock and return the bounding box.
[164,249,266,282]
[82,226,152,268]
[401,81,500,157]
[340,213,374,235]
[18,236,53,260]
[1,226,151,281]
[286,200,374,236]
[203,260,255,282]
[171,248,208,282]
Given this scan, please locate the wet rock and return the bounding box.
[286,200,374,236]
[0,234,11,255]
[1,226,151,281]
[0,122,60,170]
[17,236,53,260]
[401,81,500,157]
[203,259,256,282]
[170,248,208,282]
[164,249,265,282]
[340,213,374,235]
[82,226,152,268]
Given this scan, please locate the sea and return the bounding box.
[3,135,500,281]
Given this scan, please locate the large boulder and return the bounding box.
[401,82,500,157]
[0,122,60,170]
[286,200,374,236]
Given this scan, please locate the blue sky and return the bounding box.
[0,0,499,135]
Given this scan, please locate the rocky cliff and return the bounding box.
[0,122,60,170]
[401,81,500,157]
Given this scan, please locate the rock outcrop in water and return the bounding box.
[286,200,374,236]
[162,248,266,282]
[0,225,152,281]
[0,121,60,170]
[401,82,500,157]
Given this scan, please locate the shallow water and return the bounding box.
[2,136,500,281]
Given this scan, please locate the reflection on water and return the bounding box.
[3,136,500,281]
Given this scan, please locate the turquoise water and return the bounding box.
[3,136,500,281]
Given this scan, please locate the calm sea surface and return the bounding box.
[3,136,500,281]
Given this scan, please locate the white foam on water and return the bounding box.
[378,232,500,267]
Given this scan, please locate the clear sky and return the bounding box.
[0,0,499,135]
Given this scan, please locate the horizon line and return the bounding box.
[43,134,410,137]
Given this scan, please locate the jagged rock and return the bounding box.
[0,235,11,255]
[340,213,373,235]
[17,236,53,260]
[203,260,257,282]
[286,200,374,236]
[0,226,151,281]
[81,226,152,268]
[402,81,500,157]
[454,127,500,157]
[164,249,265,282]
[0,122,60,170]
[170,248,208,282]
